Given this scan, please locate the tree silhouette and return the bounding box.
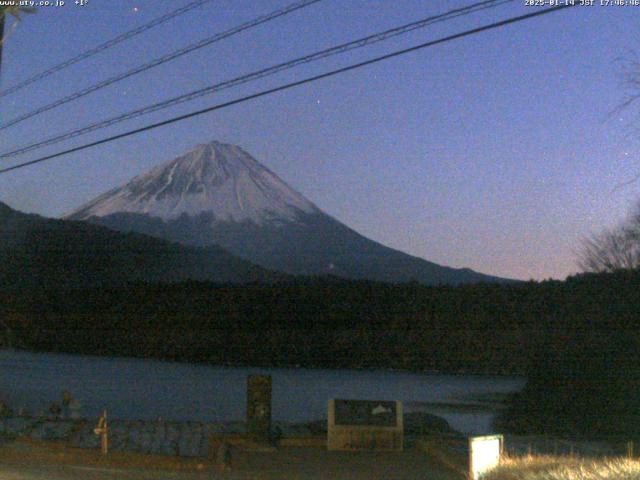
[579,202,640,272]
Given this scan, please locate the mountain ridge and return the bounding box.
[0,200,286,288]
[67,141,514,286]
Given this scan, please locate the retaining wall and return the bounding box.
[0,417,314,457]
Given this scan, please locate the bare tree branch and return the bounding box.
[579,202,640,272]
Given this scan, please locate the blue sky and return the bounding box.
[0,0,638,280]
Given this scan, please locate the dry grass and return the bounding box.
[483,455,640,480]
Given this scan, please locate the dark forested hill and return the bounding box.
[0,202,285,288]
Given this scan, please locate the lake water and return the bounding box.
[0,349,524,435]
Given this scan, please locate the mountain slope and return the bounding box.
[66,141,511,285]
[0,201,284,288]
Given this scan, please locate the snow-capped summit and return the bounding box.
[67,141,318,224]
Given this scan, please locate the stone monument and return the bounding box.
[327,399,403,451]
[246,375,272,441]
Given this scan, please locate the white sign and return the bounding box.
[469,435,502,480]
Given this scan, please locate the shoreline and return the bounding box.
[0,347,526,379]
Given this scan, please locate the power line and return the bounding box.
[0,0,323,131]
[0,0,214,99]
[0,0,513,159]
[0,4,575,176]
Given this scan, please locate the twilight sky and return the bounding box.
[0,0,638,281]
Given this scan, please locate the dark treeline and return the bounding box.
[498,330,640,437]
[1,271,638,378]
[2,271,640,436]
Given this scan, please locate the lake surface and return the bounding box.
[0,349,524,435]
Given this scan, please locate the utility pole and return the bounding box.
[0,12,5,77]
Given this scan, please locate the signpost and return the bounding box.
[468,434,503,480]
[327,399,403,451]
[93,410,108,455]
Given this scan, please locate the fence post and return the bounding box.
[627,441,634,459]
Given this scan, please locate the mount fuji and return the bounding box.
[66,141,508,285]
